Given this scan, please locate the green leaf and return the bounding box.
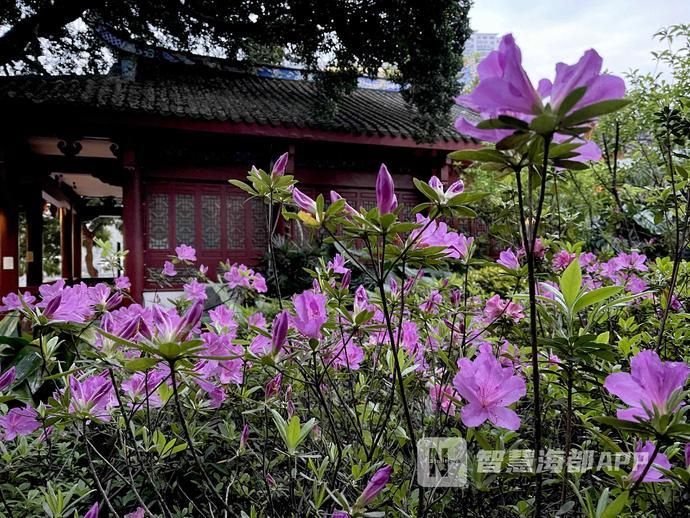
[530,114,557,134]
[601,491,628,518]
[125,358,160,372]
[496,132,531,150]
[556,86,587,117]
[559,258,582,307]
[562,99,631,126]
[573,286,623,313]
[447,148,507,164]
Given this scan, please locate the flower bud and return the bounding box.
[271,311,289,356]
[272,152,289,176]
[292,187,317,214]
[376,164,397,214]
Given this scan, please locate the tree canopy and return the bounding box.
[0,0,472,140]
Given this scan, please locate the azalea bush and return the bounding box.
[2,34,690,518]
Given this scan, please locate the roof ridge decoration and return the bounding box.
[90,17,401,91]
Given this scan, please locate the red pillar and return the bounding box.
[25,183,44,288]
[123,149,144,303]
[60,207,73,281]
[0,153,18,297]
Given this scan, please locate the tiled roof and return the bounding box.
[0,72,472,144]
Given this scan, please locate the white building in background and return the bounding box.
[465,32,499,60]
[461,32,499,86]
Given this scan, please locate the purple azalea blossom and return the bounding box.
[376,164,397,214]
[328,339,365,370]
[452,347,526,430]
[0,406,41,440]
[604,350,689,421]
[455,33,625,160]
[412,214,471,259]
[429,384,460,416]
[0,291,36,312]
[183,279,207,302]
[175,244,197,262]
[429,175,464,203]
[115,276,131,290]
[291,290,329,339]
[327,253,349,274]
[628,441,671,483]
[68,372,117,421]
[552,250,577,270]
[162,261,177,277]
[497,249,520,270]
[121,370,167,408]
[484,294,524,322]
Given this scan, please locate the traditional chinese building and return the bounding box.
[0,33,477,304]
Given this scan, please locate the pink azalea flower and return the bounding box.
[0,291,36,312]
[604,350,690,421]
[327,253,349,274]
[115,276,131,290]
[518,237,546,259]
[455,33,624,160]
[329,340,364,370]
[39,283,94,323]
[68,372,117,421]
[208,305,237,332]
[249,334,271,356]
[412,214,471,259]
[248,312,267,329]
[175,244,197,262]
[484,294,524,322]
[452,347,526,430]
[0,406,41,440]
[195,378,226,408]
[420,289,443,314]
[552,250,576,270]
[376,164,397,214]
[428,175,464,202]
[615,251,648,272]
[628,441,671,483]
[252,272,268,293]
[162,261,177,277]
[183,279,207,302]
[121,370,167,408]
[292,290,328,339]
[429,384,459,416]
[497,249,520,270]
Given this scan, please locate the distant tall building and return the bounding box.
[460,32,499,87]
[465,32,499,59]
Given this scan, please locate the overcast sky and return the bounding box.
[470,0,690,82]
